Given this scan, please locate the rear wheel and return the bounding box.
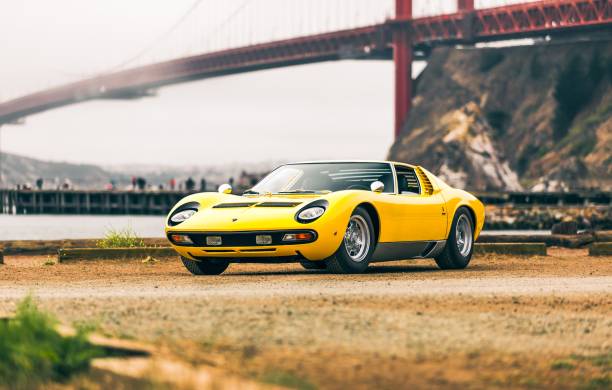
[325,207,376,274]
[181,256,229,275]
[435,207,474,269]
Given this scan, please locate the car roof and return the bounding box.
[286,160,416,168]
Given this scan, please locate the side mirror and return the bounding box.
[218,184,232,194]
[370,181,384,193]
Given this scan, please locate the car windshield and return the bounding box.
[250,162,395,194]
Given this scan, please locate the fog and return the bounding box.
[0,0,524,166]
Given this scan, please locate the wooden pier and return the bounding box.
[0,189,609,215]
[476,191,610,206]
[0,189,190,215]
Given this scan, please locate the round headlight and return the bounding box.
[170,209,196,224]
[297,206,325,221]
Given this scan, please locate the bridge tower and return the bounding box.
[394,0,476,138]
[394,0,412,139]
[458,0,475,11]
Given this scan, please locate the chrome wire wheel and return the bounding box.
[344,214,370,262]
[455,214,473,257]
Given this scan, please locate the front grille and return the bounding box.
[168,230,317,247]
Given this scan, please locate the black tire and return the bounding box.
[325,207,376,274]
[435,207,474,270]
[181,256,229,275]
[299,260,327,270]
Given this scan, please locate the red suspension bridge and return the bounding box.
[0,0,610,137]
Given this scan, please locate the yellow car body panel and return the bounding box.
[165,161,485,263]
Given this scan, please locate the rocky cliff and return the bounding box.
[388,40,612,191]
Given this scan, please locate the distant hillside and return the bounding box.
[105,161,284,189]
[1,152,118,188]
[389,40,612,191]
[0,152,280,189]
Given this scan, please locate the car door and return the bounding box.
[388,165,448,242]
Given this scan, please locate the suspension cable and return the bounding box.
[110,0,205,71]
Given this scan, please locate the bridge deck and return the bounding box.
[0,0,609,126]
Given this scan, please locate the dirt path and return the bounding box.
[1,248,610,389]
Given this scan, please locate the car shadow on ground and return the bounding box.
[219,263,463,277]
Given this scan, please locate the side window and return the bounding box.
[395,166,421,195]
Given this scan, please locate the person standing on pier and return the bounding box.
[185,177,195,192]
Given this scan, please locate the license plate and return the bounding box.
[206,236,222,246]
[256,235,272,245]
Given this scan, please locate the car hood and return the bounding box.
[169,194,326,231]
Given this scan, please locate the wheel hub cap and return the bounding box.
[455,214,473,257]
[344,215,370,262]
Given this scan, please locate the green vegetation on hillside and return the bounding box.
[389,41,612,191]
[479,50,505,72]
[553,53,606,141]
[0,296,102,388]
[559,99,612,158]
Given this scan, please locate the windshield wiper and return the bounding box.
[242,189,260,195]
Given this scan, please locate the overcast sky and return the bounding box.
[0,0,528,167]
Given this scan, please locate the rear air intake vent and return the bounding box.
[415,167,434,195]
[254,202,301,207]
[212,202,257,208]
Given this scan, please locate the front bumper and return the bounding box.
[167,229,317,247]
[167,228,340,261]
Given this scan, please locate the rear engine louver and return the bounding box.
[415,167,434,195]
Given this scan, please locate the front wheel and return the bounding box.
[435,207,474,269]
[181,256,229,275]
[299,260,327,270]
[325,207,376,274]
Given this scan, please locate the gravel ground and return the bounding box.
[0,248,610,389]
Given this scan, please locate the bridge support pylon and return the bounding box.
[394,0,412,139]
[458,0,475,12]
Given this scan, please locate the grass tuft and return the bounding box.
[581,376,610,390]
[142,256,159,264]
[551,360,575,370]
[43,256,56,266]
[570,353,612,368]
[0,296,103,388]
[96,227,145,248]
[261,370,316,390]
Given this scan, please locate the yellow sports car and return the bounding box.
[166,161,485,275]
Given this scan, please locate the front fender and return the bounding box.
[441,189,485,240]
[166,192,240,226]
